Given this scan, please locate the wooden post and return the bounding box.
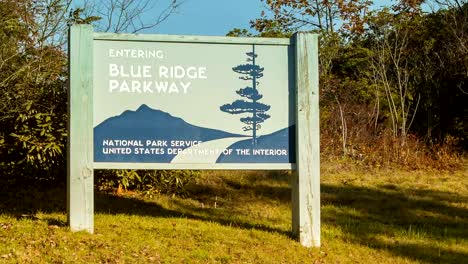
[292,32,320,247]
[68,25,94,233]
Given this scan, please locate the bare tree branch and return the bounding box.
[82,0,183,33]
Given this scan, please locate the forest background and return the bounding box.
[0,0,466,191]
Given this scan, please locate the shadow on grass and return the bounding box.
[94,192,292,237]
[322,184,468,263]
[94,170,292,236]
[0,180,67,216]
[193,170,291,203]
[2,171,467,263]
[0,171,291,236]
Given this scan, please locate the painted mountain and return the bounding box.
[94,104,245,162]
[216,126,296,163]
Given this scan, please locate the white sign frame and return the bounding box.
[68,25,320,247]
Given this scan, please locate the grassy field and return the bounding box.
[1,161,467,263]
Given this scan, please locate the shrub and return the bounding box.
[96,169,199,196]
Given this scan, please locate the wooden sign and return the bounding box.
[68,25,320,247]
[93,34,294,168]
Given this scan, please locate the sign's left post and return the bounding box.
[68,25,94,233]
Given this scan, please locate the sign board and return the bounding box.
[68,25,320,247]
[93,38,295,168]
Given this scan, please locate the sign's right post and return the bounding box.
[292,32,320,248]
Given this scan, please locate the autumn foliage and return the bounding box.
[246,0,467,169]
[0,0,466,193]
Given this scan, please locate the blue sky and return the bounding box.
[73,0,415,36]
[146,0,407,36]
[72,0,263,36]
[148,0,263,36]
[151,0,401,36]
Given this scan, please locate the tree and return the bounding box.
[365,3,467,145]
[252,0,372,35]
[404,2,468,142]
[220,46,271,145]
[0,0,184,180]
[0,0,68,177]
[239,0,466,165]
[367,11,422,145]
[248,0,376,156]
[80,0,182,33]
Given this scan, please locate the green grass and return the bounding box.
[1,162,467,263]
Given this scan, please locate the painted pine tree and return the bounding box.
[220,45,270,145]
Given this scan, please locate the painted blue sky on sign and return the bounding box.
[93,41,294,137]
